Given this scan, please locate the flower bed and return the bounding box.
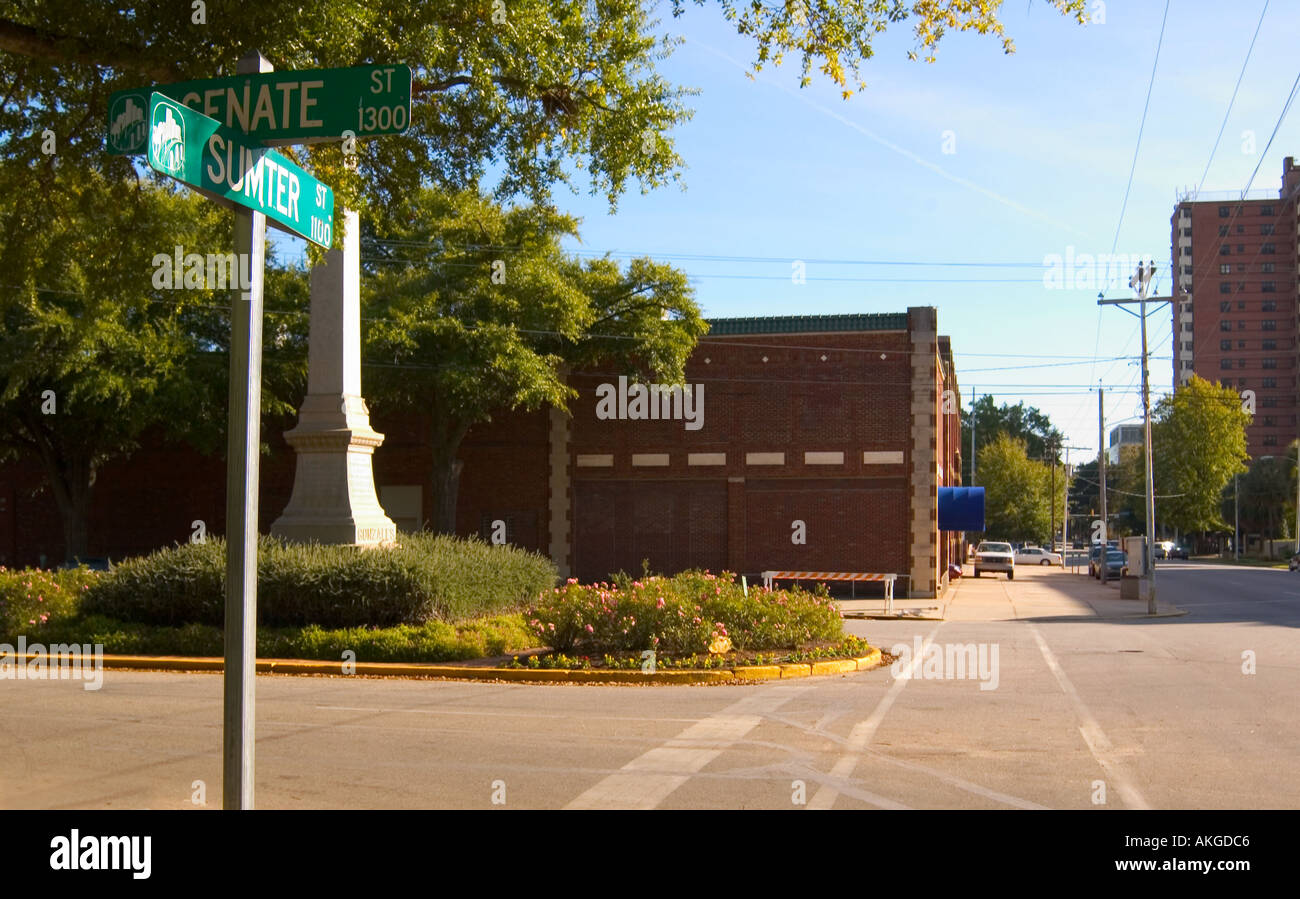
[525,570,844,656]
[501,635,874,671]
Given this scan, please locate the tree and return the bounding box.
[361,187,704,533]
[1228,454,1291,543]
[0,172,309,561]
[962,394,1063,486]
[672,0,1089,91]
[976,432,1063,543]
[1152,375,1250,535]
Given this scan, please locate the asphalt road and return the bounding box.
[4,562,1298,810]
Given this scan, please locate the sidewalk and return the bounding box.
[838,564,1185,622]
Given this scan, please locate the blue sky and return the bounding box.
[547,0,1300,458]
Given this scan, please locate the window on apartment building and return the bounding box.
[1264,435,1278,447]
[1238,379,1248,388]
[1261,205,1275,216]
[1219,225,1230,236]
[1238,299,1247,309]
[1263,416,1276,427]
[1240,320,1248,330]
[1183,265,1194,275]
[1184,322,1194,331]
[1262,243,1276,254]
[1263,359,1278,369]
[1263,339,1278,350]
[1238,340,1247,348]
[1237,225,1245,234]
[1220,283,1232,294]
[1262,262,1275,273]
[1220,320,1232,331]
[1263,396,1279,408]
[1182,227,1192,237]
[1219,264,1231,274]
[1220,359,1233,370]
[1263,320,1277,330]
[1220,245,1230,255]
[1263,377,1278,388]
[1220,339,1232,350]
[1263,284,1277,295]
[1238,264,1247,272]
[1219,206,1231,217]
[1237,245,1245,252]
[1183,246,1193,256]
[1262,223,1275,235]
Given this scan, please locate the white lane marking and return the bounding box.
[1026,622,1150,810]
[806,623,944,810]
[313,705,701,724]
[564,687,809,810]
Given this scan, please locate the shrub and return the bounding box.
[527,570,842,654]
[0,566,100,640]
[82,533,556,628]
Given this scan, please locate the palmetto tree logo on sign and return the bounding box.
[148,99,186,177]
[107,92,147,154]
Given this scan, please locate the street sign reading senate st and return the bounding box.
[109,64,412,155]
[147,93,334,247]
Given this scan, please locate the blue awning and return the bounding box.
[938,487,985,532]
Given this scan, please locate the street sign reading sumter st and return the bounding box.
[147,92,335,247]
[109,64,412,155]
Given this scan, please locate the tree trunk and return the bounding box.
[42,448,93,564]
[429,415,472,535]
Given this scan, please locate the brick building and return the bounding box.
[1171,156,1300,458]
[0,306,963,597]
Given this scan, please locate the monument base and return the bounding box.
[271,393,397,546]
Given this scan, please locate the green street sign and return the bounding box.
[109,64,412,155]
[147,92,335,247]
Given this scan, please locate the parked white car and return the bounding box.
[1014,546,1061,566]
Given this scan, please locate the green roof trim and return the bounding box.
[704,312,908,335]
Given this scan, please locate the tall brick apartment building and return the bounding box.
[0,306,963,597]
[1171,157,1300,458]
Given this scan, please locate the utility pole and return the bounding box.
[970,391,977,487]
[1098,266,1168,614]
[1099,387,1108,584]
[1235,475,1240,561]
[1059,444,1089,568]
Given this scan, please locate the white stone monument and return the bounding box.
[271,209,397,545]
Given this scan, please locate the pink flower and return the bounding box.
[39,613,48,623]
[656,597,665,609]
[585,624,594,633]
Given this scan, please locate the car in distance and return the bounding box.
[1095,549,1127,580]
[1015,546,1062,566]
[1166,544,1189,560]
[974,541,1015,580]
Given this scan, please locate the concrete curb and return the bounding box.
[24,648,884,685]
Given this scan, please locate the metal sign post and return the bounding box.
[223,49,271,811]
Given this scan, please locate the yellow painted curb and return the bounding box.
[58,650,882,685]
[730,665,783,681]
[855,649,883,670]
[810,659,858,677]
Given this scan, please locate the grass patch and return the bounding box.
[32,612,538,664]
